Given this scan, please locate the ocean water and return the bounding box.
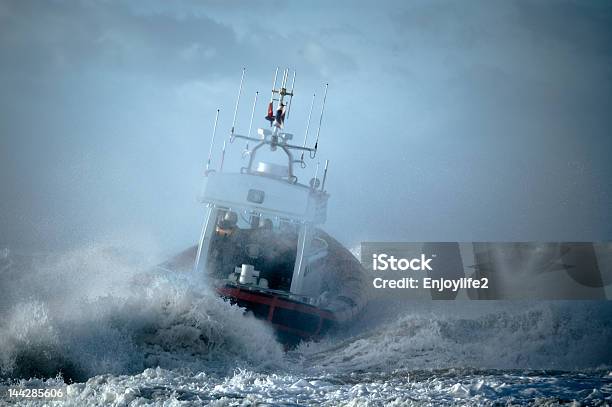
[0,245,611,406]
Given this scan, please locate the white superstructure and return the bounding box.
[193,68,332,297]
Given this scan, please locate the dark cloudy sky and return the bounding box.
[1,1,611,254]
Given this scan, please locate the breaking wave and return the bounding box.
[1,244,611,390]
[0,245,284,382]
[296,299,612,373]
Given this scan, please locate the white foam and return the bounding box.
[295,300,612,372]
[1,246,611,406]
[0,244,284,381]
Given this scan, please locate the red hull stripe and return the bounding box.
[217,286,336,338]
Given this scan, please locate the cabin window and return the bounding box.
[207,209,299,291]
[246,189,265,204]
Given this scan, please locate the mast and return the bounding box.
[205,67,330,185]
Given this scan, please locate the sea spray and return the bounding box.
[295,300,612,373]
[0,244,284,381]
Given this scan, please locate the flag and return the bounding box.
[274,104,286,128]
[265,102,274,122]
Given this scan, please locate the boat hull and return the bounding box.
[159,228,367,344]
[217,283,336,344]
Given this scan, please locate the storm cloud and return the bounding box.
[1,1,611,254]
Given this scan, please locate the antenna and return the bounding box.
[312,83,328,158]
[245,91,258,153]
[220,139,227,172]
[217,68,330,178]
[266,68,279,127]
[205,108,220,174]
[321,159,329,191]
[300,92,316,162]
[281,68,289,89]
[286,71,296,120]
[312,160,321,190]
[230,67,246,136]
[270,68,278,101]
[223,68,245,170]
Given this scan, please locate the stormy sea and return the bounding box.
[0,245,611,406]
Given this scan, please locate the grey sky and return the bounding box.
[1,0,611,255]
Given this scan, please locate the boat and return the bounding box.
[163,68,367,344]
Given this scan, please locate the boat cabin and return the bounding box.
[194,136,330,301]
